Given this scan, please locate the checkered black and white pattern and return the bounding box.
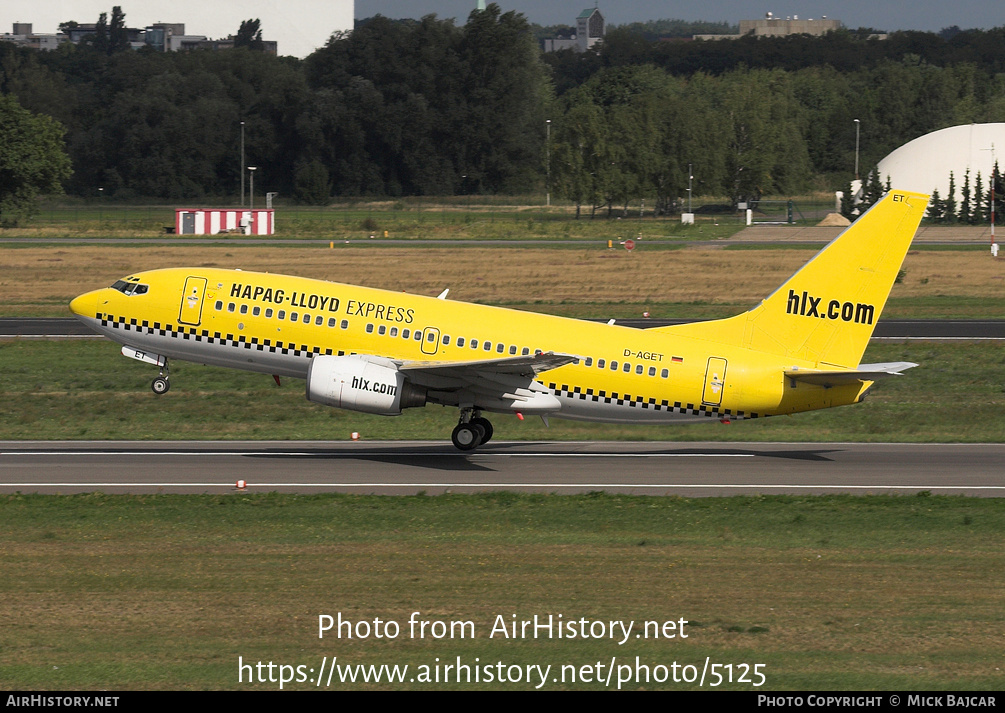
[546,381,759,420]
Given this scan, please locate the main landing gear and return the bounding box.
[451,409,494,451]
[151,360,170,395]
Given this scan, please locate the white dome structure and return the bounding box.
[876,123,1005,201]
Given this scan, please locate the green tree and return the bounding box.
[973,171,984,224]
[960,169,971,224]
[926,187,944,222]
[944,171,957,223]
[108,7,130,54]
[88,12,109,54]
[293,159,331,204]
[235,19,265,51]
[0,95,72,226]
[551,90,604,218]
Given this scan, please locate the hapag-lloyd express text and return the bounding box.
[230,283,415,323]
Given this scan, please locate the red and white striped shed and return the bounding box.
[175,209,275,236]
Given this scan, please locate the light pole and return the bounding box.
[240,121,246,207]
[546,119,551,208]
[248,166,257,211]
[854,119,860,181]
[687,163,693,214]
[984,144,997,257]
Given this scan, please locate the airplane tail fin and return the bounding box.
[654,190,929,368]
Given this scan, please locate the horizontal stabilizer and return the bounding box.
[784,361,918,387]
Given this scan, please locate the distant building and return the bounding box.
[1,20,276,54]
[543,7,605,52]
[876,123,1005,203]
[1,23,64,50]
[695,12,841,40]
[1,1,353,57]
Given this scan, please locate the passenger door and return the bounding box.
[178,276,208,326]
[702,357,727,407]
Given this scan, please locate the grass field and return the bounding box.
[1,339,1002,442]
[1,492,1003,690]
[3,245,1004,318]
[6,200,756,241]
[2,217,1003,691]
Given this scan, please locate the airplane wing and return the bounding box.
[784,361,918,387]
[395,351,580,412]
[398,351,578,379]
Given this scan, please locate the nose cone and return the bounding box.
[69,290,99,319]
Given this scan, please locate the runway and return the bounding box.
[1,441,1001,496]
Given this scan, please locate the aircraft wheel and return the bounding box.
[451,423,482,451]
[151,377,170,395]
[470,417,493,444]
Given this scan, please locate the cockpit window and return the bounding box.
[111,280,149,296]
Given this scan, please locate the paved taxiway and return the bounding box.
[1,441,1001,496]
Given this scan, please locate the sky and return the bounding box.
[355,1,1004,32]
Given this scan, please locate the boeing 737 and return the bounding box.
[69,190,928,450]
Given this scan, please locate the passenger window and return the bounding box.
[661,369,669,378]
[228,303,236,313]
[253,306,261,316]
[426,332,436,342]
[648,366,656,376]
[610,361,618,370]
[414,331,422,341]
[484,342,492,351]
[291,312,298,322]
[215,300,223,311]
[457,337,465,347]
[509,345,516,355]
[240,304,249,315]
[470,339,478,349]
[496,343,504,353]
[265,308,273,318]
[390,327,398,337]
[378,325,386,335]
[402,328,409,338]
[585,357,593,367]
[522,347,529,355]
[623,363,631,373]
[315,316,323,326]
[328,318,336,327]
[443,335,450,345]
[278,310,286,320]
[341,320,349,330]
[366,324,374,334]
[636,365,644,375]
[598,359,606,369]
[303,314,311,324]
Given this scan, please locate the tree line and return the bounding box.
[1,3,1004,223]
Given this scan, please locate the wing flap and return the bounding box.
[395,351,576,412]
[398,351,578,379]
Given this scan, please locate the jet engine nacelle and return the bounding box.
[306,354,427,415]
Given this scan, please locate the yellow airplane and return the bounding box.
[70,190,928,450]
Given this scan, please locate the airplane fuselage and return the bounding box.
[70,266,866,427]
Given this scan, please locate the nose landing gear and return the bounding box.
[151,361,170,395]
